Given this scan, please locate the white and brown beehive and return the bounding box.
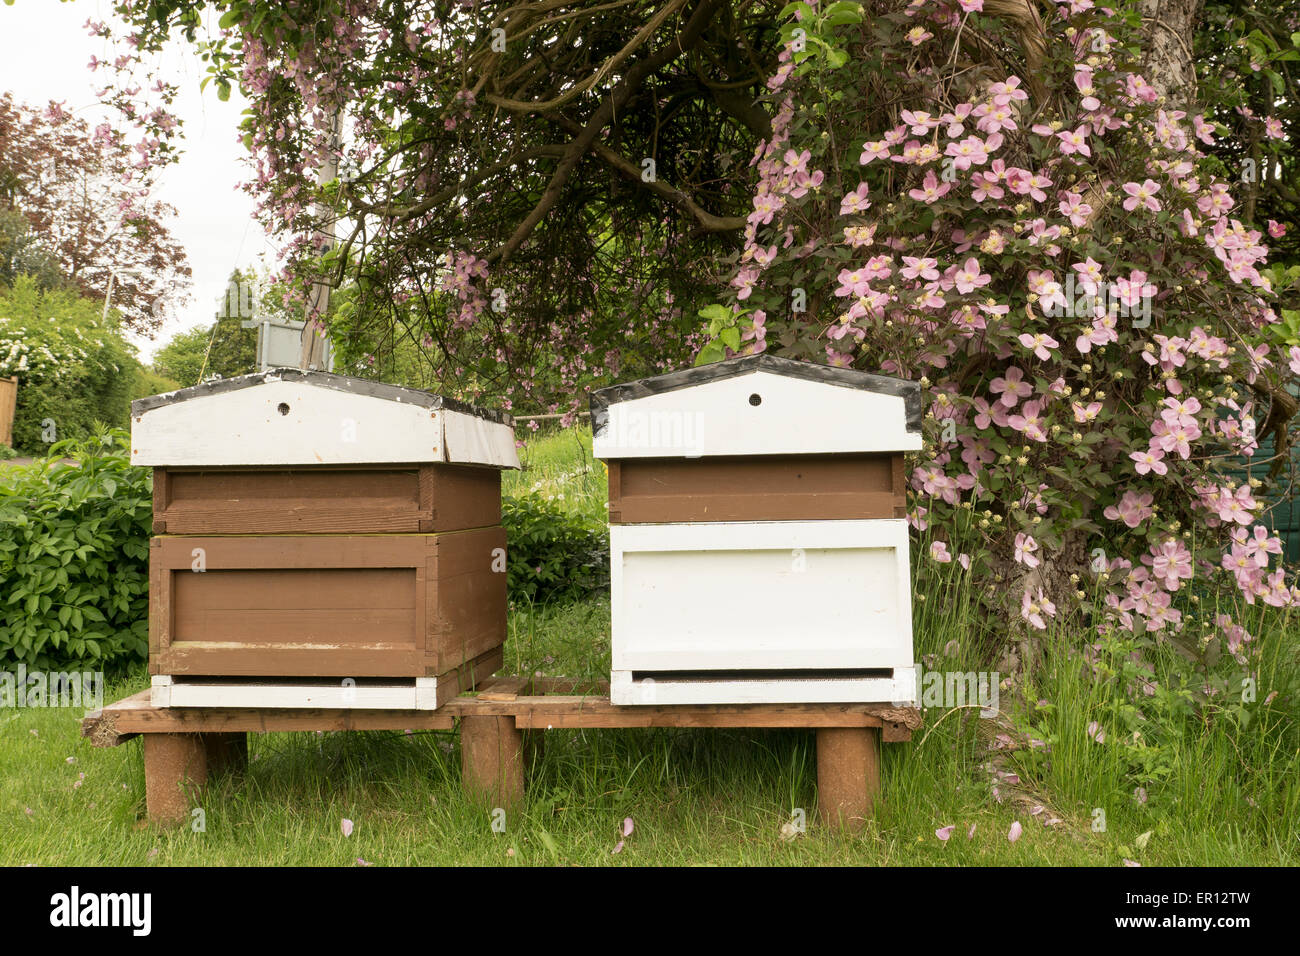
[131,369,518,710]
[591,354,921,706]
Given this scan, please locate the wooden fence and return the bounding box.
[0,377,15,448]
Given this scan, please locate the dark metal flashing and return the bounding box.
[588,353,921,437]
[131,368,514,426]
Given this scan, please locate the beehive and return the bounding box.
[131,369,518,709]
[591,354,921,706]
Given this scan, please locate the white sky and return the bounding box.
[0,0,277,360]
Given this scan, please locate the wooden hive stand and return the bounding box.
[83,677,921,833]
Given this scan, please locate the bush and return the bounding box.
[0,428,151,670]
[502,492,608,605]
[0,277,140,453]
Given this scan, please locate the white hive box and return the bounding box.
[591,354,922,706]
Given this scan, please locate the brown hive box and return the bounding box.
[130,369,518,710]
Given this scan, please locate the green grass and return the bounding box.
[0,425,1296,865]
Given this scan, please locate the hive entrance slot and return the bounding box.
[631,668,895,683]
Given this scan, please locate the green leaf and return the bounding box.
[694,342,726,366]
[720,326,741,351]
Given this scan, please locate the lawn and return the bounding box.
[1,426,1296,866]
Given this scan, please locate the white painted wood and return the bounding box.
[155,677,439,710]
[442,409,521,469]
[133,379,442,466]
[414,677,437,710]
[610,669,917,706]
[610,520,914,676]
[593,370,922,459]
[132,378,519,468]
[150,675,173,708]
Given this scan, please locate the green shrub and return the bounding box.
[502,492,608,605]
[0,277,140,454]
[0,428,151,670]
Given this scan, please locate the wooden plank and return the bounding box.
[431,527,508,673]
[82,688,918,741]
[153,464,503,535]
[83,694,456,741]
[153,533,427,570]
[156,643,428,678]
[152,468,170,533]
[0,376,15,448]
[608,454,902,524]
[151,531,506,678]
[444,694,913,729]
[434,647,503,708]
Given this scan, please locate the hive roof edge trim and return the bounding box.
[130,367,519,469]
[588,353,923,437]
[131,367,514,426]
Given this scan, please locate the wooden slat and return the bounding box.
[608,454,904,523]
[431,526,508,673]
[434,646,503,708]
[82,684,920,745]
[156,643,429,678]
[83,692,456,744]
[153,464,502,535]
[0,376,15,448]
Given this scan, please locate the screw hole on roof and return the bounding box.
[748,393,762,406]
[277,403,290,416]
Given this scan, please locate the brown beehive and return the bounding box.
[131,369,518,709]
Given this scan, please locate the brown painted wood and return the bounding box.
[85,691,456,741]
[151,530,505,678]
[152,464,501,535]
[84,688,920,742]
[152,468,170,533]
[460,715,525,811]
[435,647,504,708]
[607,453,904,523]
[429,527,508,673]
[0,376,15,448]
[816,726,881,833]
[144,733,206,827]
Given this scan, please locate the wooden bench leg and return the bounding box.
[144,733,207,828]
[461,716,525,813]
[201,732,248,777]
[816,726,881,833]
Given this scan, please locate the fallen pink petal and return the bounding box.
[1008,821,1023,843]
[341,818,354,837]
[622,817,634,838]
[612,840,624,855]
[967,824,977,840]
[935,825,955,841]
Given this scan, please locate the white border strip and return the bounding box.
[151,675,438,710]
